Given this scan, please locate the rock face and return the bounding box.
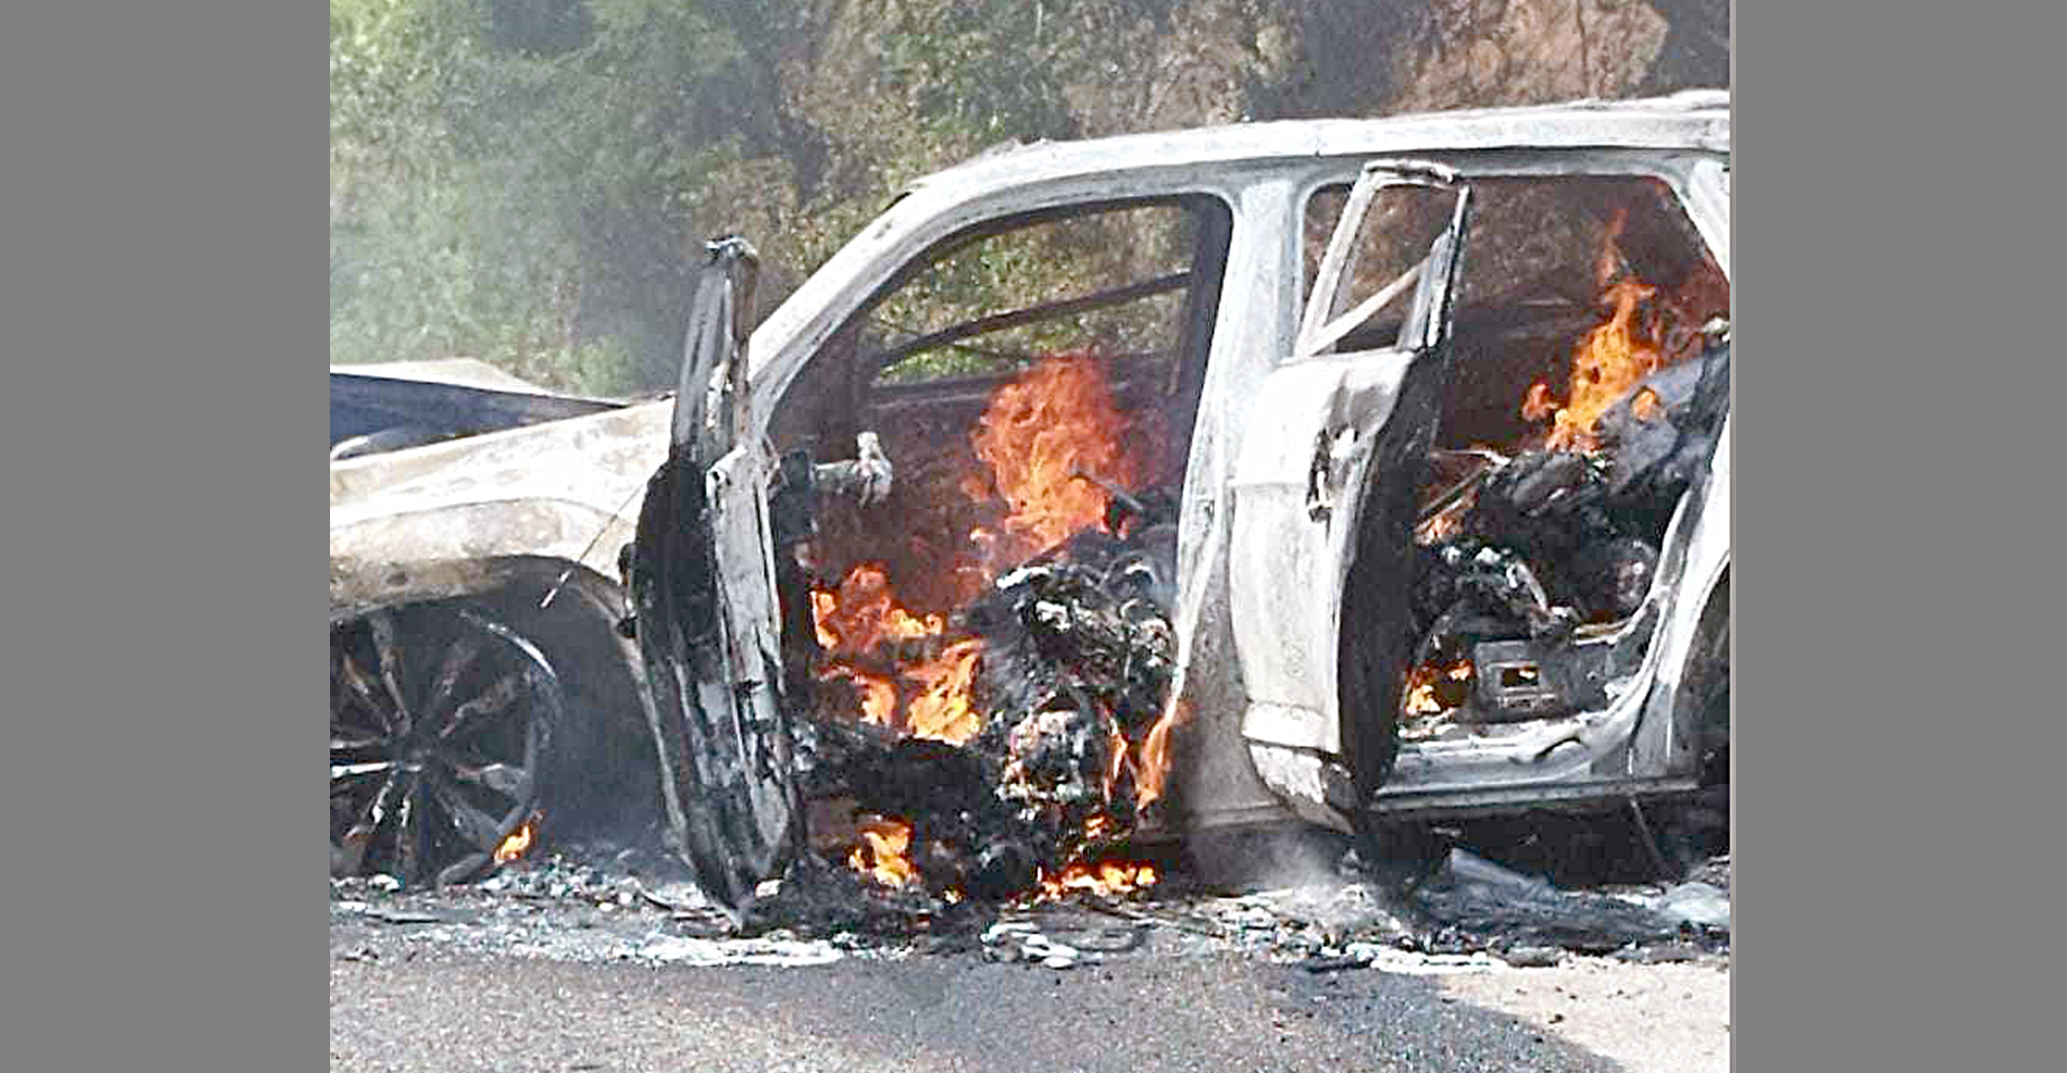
[1382,0,1674,114]
[1069,1,1724,133]
[788,1,1727,153]
[1085,1,1721,135]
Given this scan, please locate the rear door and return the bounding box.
[630,240,799,919]
[1228,163,1471,806]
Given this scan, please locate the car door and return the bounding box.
[1228,162,1471,810]
[629,239,799,921]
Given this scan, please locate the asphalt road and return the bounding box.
[330,933,1634,1073]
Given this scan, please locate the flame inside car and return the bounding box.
[810,564,968,740]
[970,353,1144,559]
[810,352,1173,895]
[1520,209,1720,452]
[903,639,985,746]
[1404,660,1475,717]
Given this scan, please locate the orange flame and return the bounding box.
[492,813,539,865]
[904,640,984,745]
[1134,700,1190,811]
[1629,387,1663,423]
[848,816,918,889]
[1404,660,1475,716]
[1595,207,1629,289]
[971,351,1143,557]
[820,353,1184,896]
[1404,665,1443,715]
[1523,207,1719,452]
[811,591,839,649]
[812,354,1155,750]
[811,563,980,739]
[1038,860,1159,899]
[1103,724,1131,804]
[826,666,898,728]
[1528,275,1660,451]
[811,564,945,656]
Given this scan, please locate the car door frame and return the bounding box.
[1227,160,1474,814]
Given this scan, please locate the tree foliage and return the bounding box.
[330,0,1727,394]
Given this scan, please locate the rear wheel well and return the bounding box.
[460,558,660,838]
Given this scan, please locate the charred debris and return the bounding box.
[782,444,1187,909]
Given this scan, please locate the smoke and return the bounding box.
[1187,824,1357,894]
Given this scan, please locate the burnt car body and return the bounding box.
[627,92,1732,911]
[329,362,667,884]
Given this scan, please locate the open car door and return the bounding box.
[629,239,800,920]
[1229,162,1471,818]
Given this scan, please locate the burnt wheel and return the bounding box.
[330,603,561,887]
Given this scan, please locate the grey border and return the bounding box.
[1738,1,2066,1070]
[0,4,318,1070]
[12,2,2066,1070]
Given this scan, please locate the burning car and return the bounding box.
[623,91,1732,915]
[332,91,1729,904]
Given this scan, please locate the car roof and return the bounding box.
[901,91,1729,201]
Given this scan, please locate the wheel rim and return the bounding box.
[330,603,560,887]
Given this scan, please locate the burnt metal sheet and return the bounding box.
[628,241,801,920]
[329,370,621,453]
[630,448,800,919]
[329,400,672,591]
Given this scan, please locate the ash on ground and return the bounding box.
[332,817,1727,975]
